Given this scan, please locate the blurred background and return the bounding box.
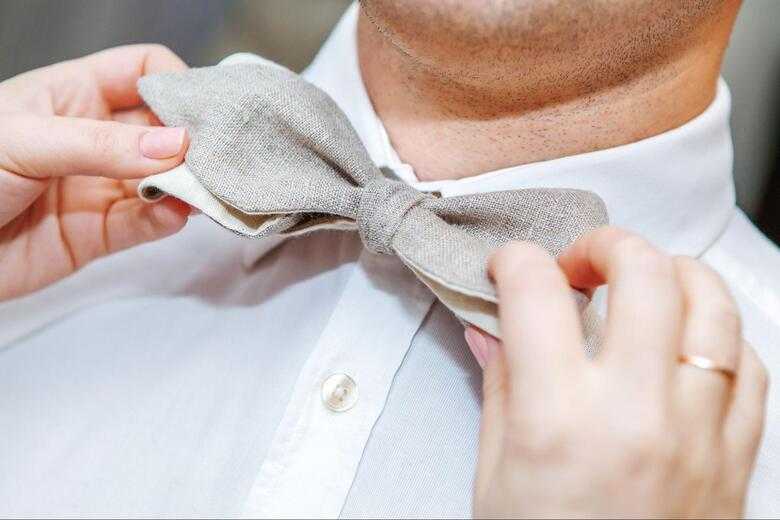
[1,0,778,244]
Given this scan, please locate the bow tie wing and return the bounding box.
[391,188,608,337]
[137,62,383,236]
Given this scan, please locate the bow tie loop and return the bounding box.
[357,178,432,254]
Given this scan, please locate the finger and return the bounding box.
[1,114,187,180]
[104,196,190,254]
[674,256,742,429]
[84,44,187,109]
[558,226,683,382]
[488,241,586,397]
[0,168,49,227]
[33,44,187,111]
[112,106,161,126]
[466,327,507,501]
[44,175,189,268]
[465,326,488,370]
[724,342,769,481]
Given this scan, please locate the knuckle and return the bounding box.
[708,300,742,339]
[612,234,649,259]
[590,225,631,245]
[139,43,176,58]
[90,124,120,160]
[504,421,571,462]
[626,434,678,472]
[674,254,724,285]
[136,43,186,69]
[613,235,665,269]
[675,255,743,340]
[686,300,742,351]
[503,403,574,461]
[617,418,679,471]
[676,256,738,310]
[613,234,651,257]
[615,237,674,279]
[671,254,699,273]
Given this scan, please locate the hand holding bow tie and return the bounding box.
[469,227,766,519]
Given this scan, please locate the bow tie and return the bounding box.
[136,60,609,341]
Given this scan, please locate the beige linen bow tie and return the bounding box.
[136,60,609,341]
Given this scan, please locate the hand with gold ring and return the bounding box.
[465,226,769,519]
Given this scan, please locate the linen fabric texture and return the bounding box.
[137,61,609,340]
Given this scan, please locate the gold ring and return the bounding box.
[678,354,736,380]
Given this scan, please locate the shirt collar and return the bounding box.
[247,1,736,265]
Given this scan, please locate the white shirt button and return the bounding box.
[321,373,358,412]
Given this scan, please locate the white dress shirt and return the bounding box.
[1,3,779,518]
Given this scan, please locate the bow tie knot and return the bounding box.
[356,178,432,255]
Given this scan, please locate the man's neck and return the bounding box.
[357,10,734,182]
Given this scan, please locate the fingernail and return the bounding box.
[465,327,488,369]
[140,127,187,159]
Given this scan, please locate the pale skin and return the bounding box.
[0,1,769,517]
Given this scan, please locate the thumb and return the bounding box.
[465,326,506,500]
[1,113,187,180]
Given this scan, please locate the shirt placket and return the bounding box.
[241,250,436,519]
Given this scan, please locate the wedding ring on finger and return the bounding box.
[678,354,737,380]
